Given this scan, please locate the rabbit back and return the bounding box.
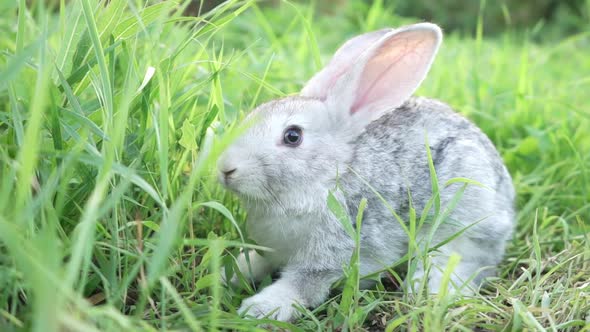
[341,97,515,275]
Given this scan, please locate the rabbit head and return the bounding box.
[217,23,442,211]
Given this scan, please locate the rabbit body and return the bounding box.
[339,97,514,286]
[218,24,515,321]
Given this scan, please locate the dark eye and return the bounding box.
[283,126,303,147]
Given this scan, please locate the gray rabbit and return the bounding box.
[217,23,515,321]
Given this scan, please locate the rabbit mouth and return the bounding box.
[218,170,271,199]
[218,171,240,192]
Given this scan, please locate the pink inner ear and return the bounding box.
[350,31,438,114]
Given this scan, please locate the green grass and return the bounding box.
[0,0,589,331]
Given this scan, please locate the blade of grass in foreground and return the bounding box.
[65,0,141,293]
[14,12,51,231]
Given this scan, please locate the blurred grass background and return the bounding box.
[0,0,589,331]
[192,0,590,37]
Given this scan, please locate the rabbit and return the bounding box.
[217,23,515,322]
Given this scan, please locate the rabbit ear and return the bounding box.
[301,28,393,99]
[302,23,442,126]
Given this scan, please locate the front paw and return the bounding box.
[238,292,300,321]
[220,266,238,287]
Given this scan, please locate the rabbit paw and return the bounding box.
[238,283,302,321]
[223,250,273,287]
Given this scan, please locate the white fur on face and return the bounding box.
[217,97,355,211]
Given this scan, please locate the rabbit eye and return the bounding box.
[283,126,303,147]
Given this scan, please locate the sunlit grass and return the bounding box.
[0,0,588,331]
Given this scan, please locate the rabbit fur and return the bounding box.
[217,23,515,321]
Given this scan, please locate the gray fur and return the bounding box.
[340,97,514,288]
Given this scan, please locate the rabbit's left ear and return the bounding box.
[300,28,393,99]
[302,23,442,125]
